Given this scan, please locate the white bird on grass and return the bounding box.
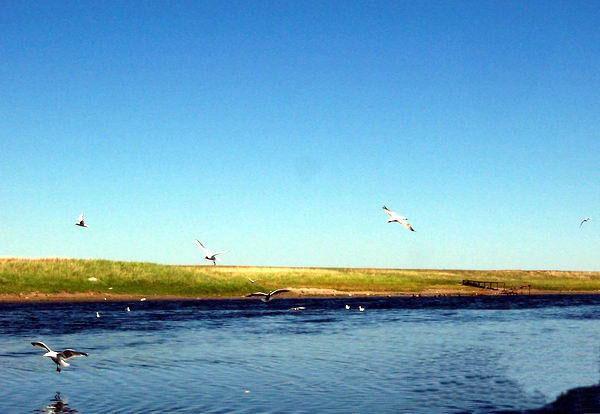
[246,289,290,302]
[75,213,88,228]
[195,240,227,266]
[382,206,415,232]
[247,278,256,284]
[580,217,592,228]
[31,342,88,373]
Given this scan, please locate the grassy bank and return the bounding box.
[1,258,599,299]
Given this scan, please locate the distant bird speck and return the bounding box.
[345,305,350,310]
[96,312,100,318]
[126,307,130,312]
[580,217,592,228]
[140,298,146,302]
[358,306,365,312]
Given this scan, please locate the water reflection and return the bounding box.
[37,393,77,414]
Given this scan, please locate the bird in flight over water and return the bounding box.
[195,240,227,266]
[246,289,290,302]
[382,206,415,232]
[75,213,88,228]
[580,217,591,228]
[31,341,88,373]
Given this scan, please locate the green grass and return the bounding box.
[0,258,599,298]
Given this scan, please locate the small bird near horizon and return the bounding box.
[126,307,130,312]
[195,240,227,266]
[246,289,290,302]
[31,342,88,373]
[96,312,100,318]
[580,217,592,228]
[345,305,350,310]
[382,206,415,232]
[75,213,88,228]
[358,306,365,312]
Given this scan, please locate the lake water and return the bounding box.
[1,295,599,413]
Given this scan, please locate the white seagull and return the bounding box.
[383,206,415,232]
[245,289,290,302]
[580,217,592,228]
[96,312,100,318]
[345,305,350,310]
[31,341,88,373]
[126,307,130,312]
[247,278,256,284]
[195,240,227,266]
[75,213,88,228]
[358,306,365,312]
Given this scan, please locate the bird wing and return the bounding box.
[246,292,268,298]
[269,289,290,296]
[382,206,394,217]
[400,219,415,231]
[31,341,52,352]
[195,240,211,255]
[213,250,228,257]
[60,349,88,359]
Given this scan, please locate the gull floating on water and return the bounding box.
[246,289,290,302]
[358,306,365,312]
[140,298,146,302]
[195,240,227,266]
[126,307,130,312]
[31,341,88,373]
[290,306,306,311]
[383,206,415,232]
[96,312,100,318]
[580,217,592,228]
[75,213,88,228]
[345,305,350,310]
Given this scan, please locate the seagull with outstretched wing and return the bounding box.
[195,240,227,265]
[580,217,591,228]
[246,289,290,302]
[31,341,88,372]
[383,206,415,232]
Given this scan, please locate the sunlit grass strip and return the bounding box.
[0,258,599,297]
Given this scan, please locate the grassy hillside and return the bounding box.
[0,258,599,298]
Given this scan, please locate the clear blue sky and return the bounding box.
[1,1,598,270]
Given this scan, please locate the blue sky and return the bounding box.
[1,1,598,269]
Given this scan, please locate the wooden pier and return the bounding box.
[461,279,506,290]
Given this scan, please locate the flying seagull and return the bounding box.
[31,341,88,373]
[245,289,290,302]
[75,213,88,228]
[580,217,592,228]
[195,240,227,266]
[383,206,415,232]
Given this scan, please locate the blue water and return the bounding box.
[1,295,599,413]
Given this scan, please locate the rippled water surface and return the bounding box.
[1,295,599,413]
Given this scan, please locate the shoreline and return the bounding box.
[2,288,600,303]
